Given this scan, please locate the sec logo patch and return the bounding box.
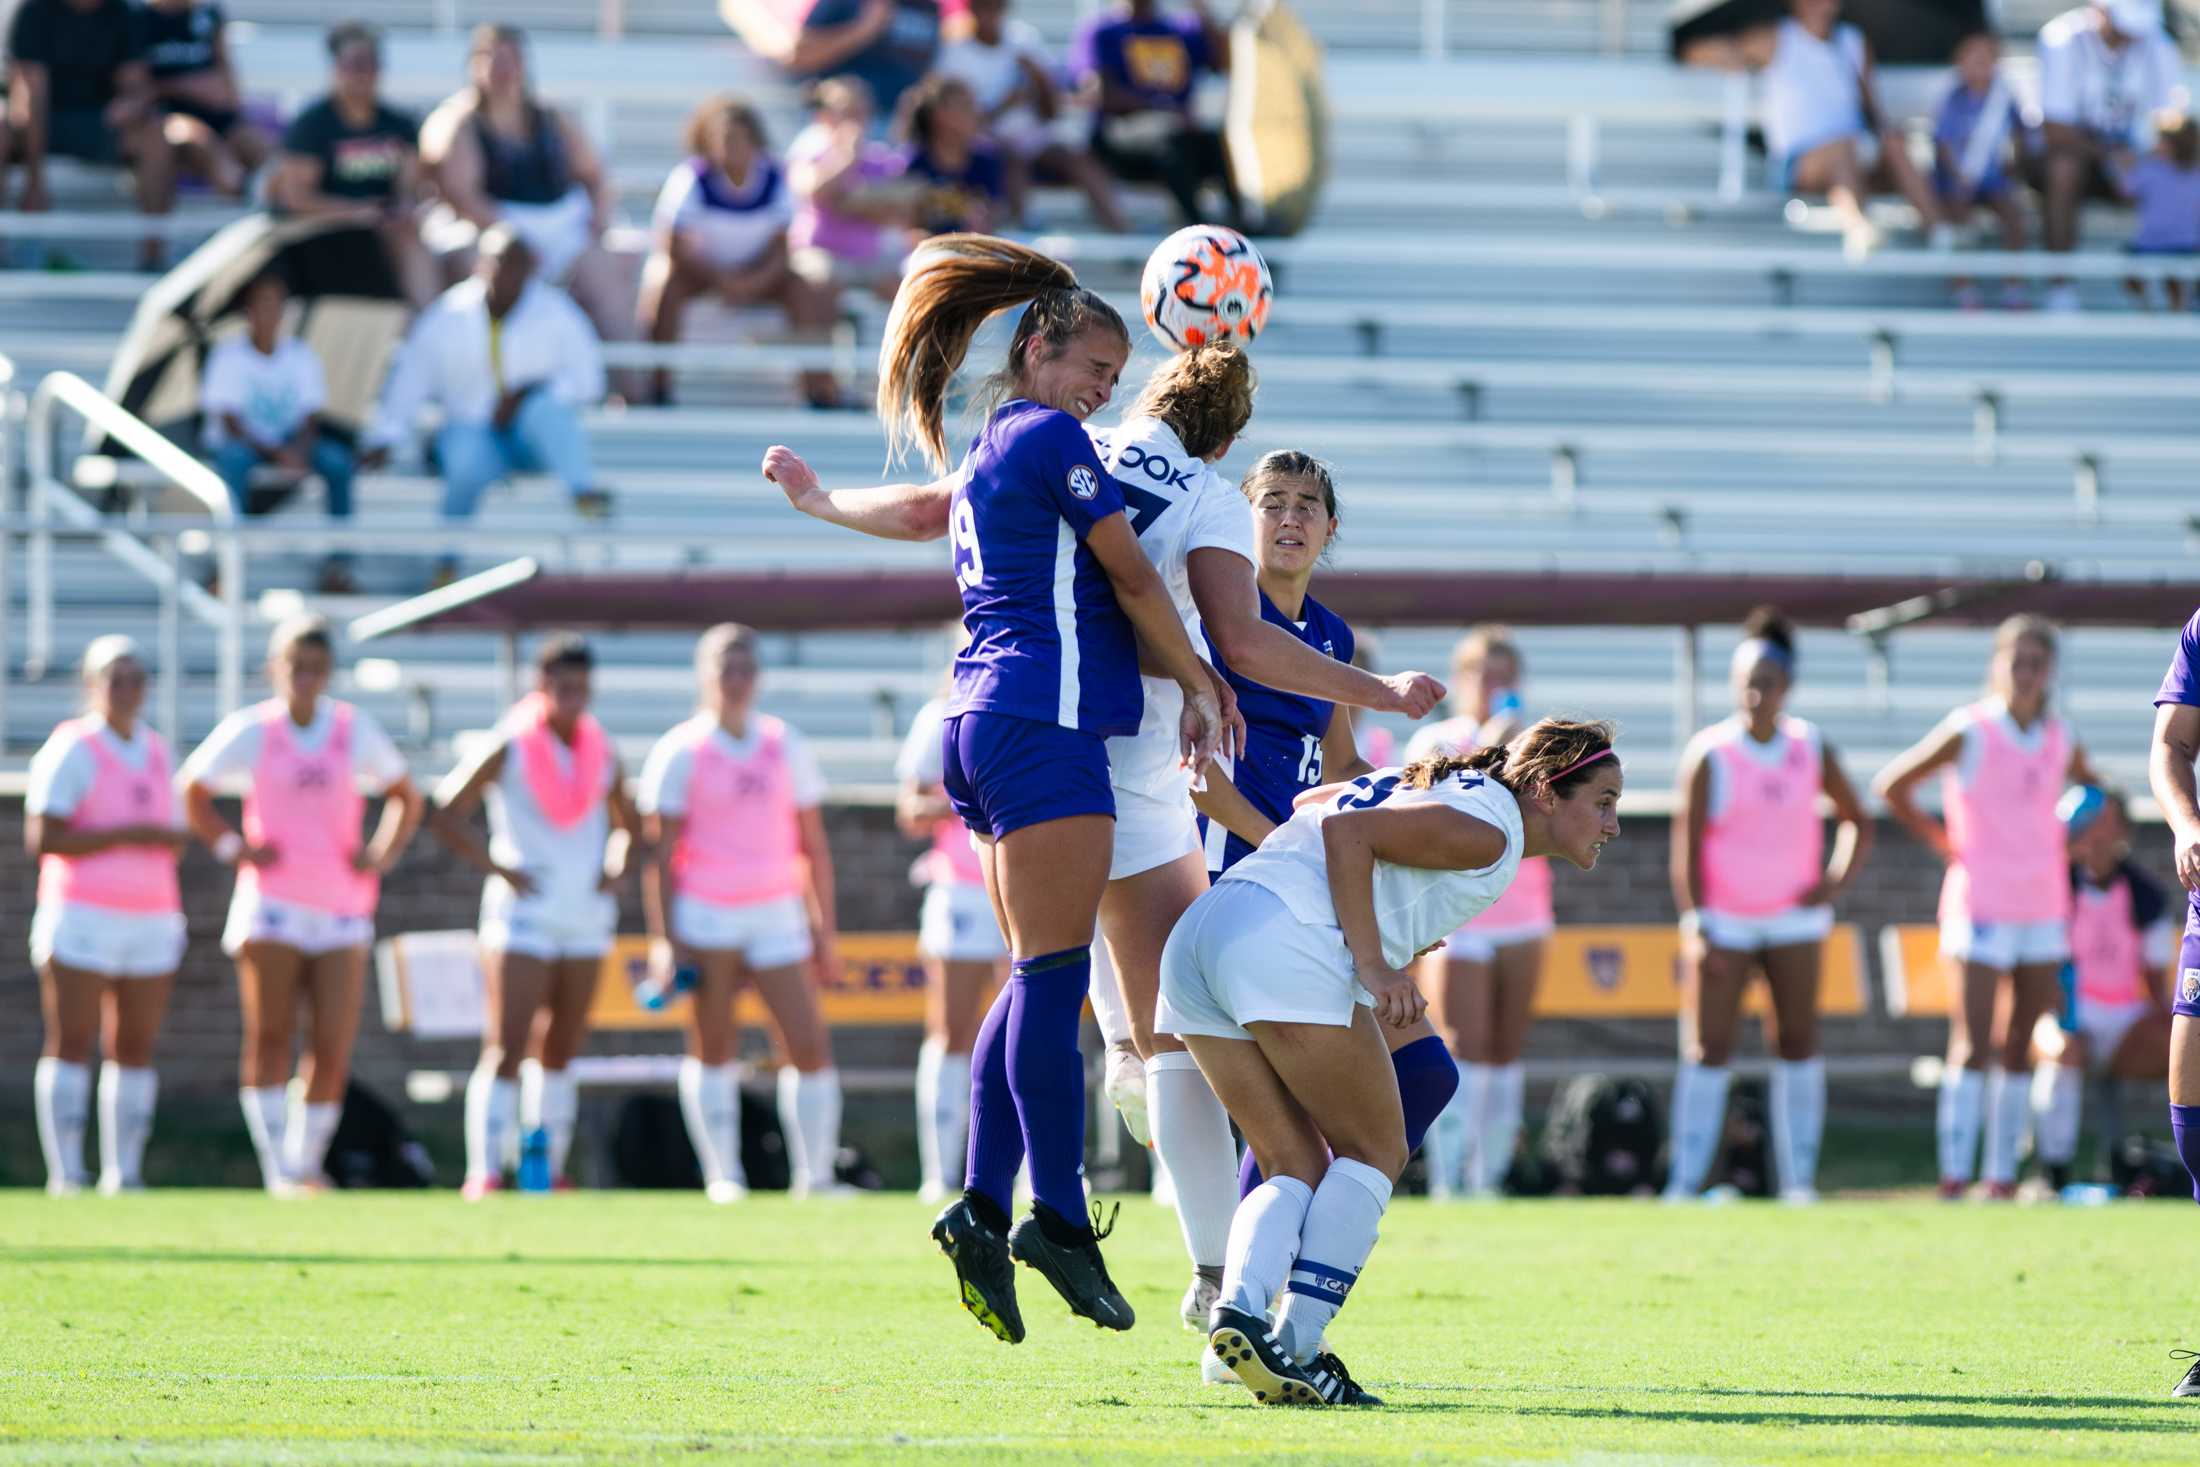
[1067,465,1100,501]
[2182,968,2200,1005]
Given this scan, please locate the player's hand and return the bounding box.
[2177,825,2200,892]
[236,841,279,867]
[648,936,678,987]
[351,846,396,874]
[1357,963,1426,1030]
[761,446,821,509]
[497,864,540,897]
[1381,671,1446,719]
[1176,684,1225,781]
[810,930,841,989]
[1206,667,1247,760]
[1796,878,1836,908]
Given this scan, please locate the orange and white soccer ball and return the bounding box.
[1139,225,1272,352]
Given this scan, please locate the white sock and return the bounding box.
[1769,1056,1826,1193]
[98,1063,158,1189]
[1219,1175,1313,1318]
[1275,1157,1392,1365]
[1146,1051,1239,1270]
[2032,1063,2083,1168]
[778,1066,843,1191]
[239,1085,289,1189]
[1088,940,1134,1049]
[34,1057,91,1189]
[915,1039,970,1194]
[1428,1061,1483,1198]
[1937,1067,1985,1183]
[285,1100,342,1182]
[465,1063,518,1183]
[522,1061,580,1180]
[678,1057,744,1188]
[1983,1067,2032,1185]
[1474,1062,1525,1194]
[1664,1062,1730,1197]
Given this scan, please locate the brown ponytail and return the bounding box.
[1404,717,1618,799]
[1128,341,1256,460]
[876,234,1127,472]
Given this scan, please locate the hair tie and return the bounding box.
[1550,746,1616,783]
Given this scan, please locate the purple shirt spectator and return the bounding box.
[1932,82,2027,198]
[2117,155,2200,252]
[787,122,905,262]
[1070,10,1211,114]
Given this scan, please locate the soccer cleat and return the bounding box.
[1982,1181,2018,1202]
[96,1172,143,1197]
[1778,1186,1820,1207]
[2172,1351,2200,1399]
[1207,1305,1325,1406]
[1008,1202,1134,1332]
[461,1174,504,1202]
[1309,1351,1383,1406]
[1104,1042,1150,1147]
[1181,1274,1220,1331]
[44,1177,83,1198]
[932,1196,1026,1345]
[704,1179,749,1204]
[1936,1178,1968,1201]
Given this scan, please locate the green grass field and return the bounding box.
[3,1189,2197,1464]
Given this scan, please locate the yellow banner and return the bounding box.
[1533,925,1868,1018]
[1879,924,1949,1017]
[587,933,941,1030]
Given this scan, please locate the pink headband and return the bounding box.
[1551,746,1615,782]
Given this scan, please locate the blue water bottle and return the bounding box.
[1493,688,1524,720]
[636,964,699,1012]
[517,1127,552,1193]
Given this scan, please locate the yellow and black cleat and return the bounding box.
[1207,1306,1326,1407]
[932,1196,1025,1345]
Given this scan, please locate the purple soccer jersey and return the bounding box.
[2155,608,2200,1015]
[945,399,1141,738]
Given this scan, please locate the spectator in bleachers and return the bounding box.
[1933,31,2030,309]
[199,269,359,594]
[1070,0,1242,230]
[2111,109,2200,311]
[937,0,1126,231]
[0,0,177,269]
[786,77,916,300]
[719,0,942,123]
[637,94,844,410]
[899,74,1004,236]
[2033,0,2187,309]
[1681,0,1947,261]
[134,0,270,199]
[364,224,609,588]
[418,26,632,367]
[268,22,437,309]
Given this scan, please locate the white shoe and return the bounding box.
[1778,1186,1820,1206]
[1201,1349,1240,1387]
[44,1177,84,1198]
[916,1180,949,1205]
[2043,282,2082,314]
[1181,1274,1220,1331]
[96,1171,143,1197]
[705,1179,750,1204]
[1103,1042,1150,1147]
[1702,1183,1743,1206]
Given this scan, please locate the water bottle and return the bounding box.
[636,964,700,1012]
[2059,1182,2117,1206]
[517,1127,552,1193]
[1492,688,1524,720]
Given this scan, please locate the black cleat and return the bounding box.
[1309,1350,1383,1406]
[1007,1201,1135,1332]
[1207,1305,1326,1407]
[2173,1350,2200,1398]
[931,1195,1024,1345]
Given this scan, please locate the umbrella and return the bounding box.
[97,213,411,456]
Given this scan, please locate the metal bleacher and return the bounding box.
[2,7,2196,802]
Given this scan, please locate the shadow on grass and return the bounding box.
[1407,1381,2183,1413]
[1499,1403,2186,1433]
[1,1246,742,1269]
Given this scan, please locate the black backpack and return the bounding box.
[324,1081,435,1189]
[610,1091,797,1191]
[1539,1074,1664,1196]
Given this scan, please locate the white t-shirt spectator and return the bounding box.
[637,715,828,815]
[650,155,794,272]
[177,698,409,795]
[29,720,183,822]
[937,21,1061,155]
[200,336,328,451]
[2037,5,2187,146]
[367,277,605,445]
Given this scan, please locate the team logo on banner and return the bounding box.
[1587,947,1622,991]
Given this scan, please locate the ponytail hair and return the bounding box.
[1128,341,1256,460]
[876,233,1127,472]
[1404,717,1618,800]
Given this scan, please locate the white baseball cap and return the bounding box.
[2099,0,2163,36]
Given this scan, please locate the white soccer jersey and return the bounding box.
[1222,766,1525,969]
[1087,414,1255,800]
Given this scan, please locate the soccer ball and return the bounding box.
[1139,225,1272,353]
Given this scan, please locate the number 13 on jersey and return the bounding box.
[950,498,984,590]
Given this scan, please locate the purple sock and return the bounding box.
[2172,1104,2200,1204]
[963,981,1024,1215]
[1238,1036,1463,1198]
[1003,947,1093,1224]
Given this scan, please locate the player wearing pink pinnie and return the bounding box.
[897,670,1010,1203]
[28,636,191,1197]
[1669,608,1871,1204]
[431,635,639,1198]
[179,615,425,1193]
[1408,626,1552,1200]
[1877,614,2098,1201]
[640,623,844,1203]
